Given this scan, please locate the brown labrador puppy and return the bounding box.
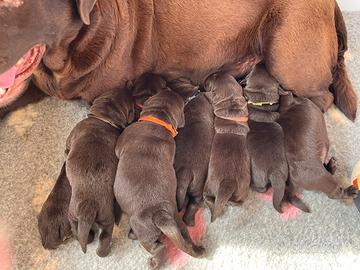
[277,91,359,201]
[38,163,73,249]
[65,87,134,257]
[114,88,204,269]
[245,64,309,213]
[171,80,214,226]
[203,72,250,222]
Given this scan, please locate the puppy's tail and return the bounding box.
[269,171,286,213]
[77,199,98,253]
[154,210,204,258]
[330,2,357,121]
[211,179,235,222]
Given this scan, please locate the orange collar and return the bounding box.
[139,115,178,137]
[219,115,249,123]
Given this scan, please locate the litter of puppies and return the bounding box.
[38,66,359,269]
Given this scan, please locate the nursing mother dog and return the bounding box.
[0,0,356,120]
[0,0,357,247]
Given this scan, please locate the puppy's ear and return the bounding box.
[128,107,135,124]
[76,0,97,25]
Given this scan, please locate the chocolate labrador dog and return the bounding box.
[278,91,359,201]
[245,64,309,213]
[204,72,250,222]
[171,79,214,226]
[114,88,204,269]
[0,1,356,121]
[66,87,134,256]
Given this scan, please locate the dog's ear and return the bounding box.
[128,107,135,124]
[75,0,97,25]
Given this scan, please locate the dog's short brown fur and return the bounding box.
[204,72,250,222]
[278,92,359,201]
[65,88,134,257]
[38,163,73,249]
[172,80,214,226]
[114,87,204,269]
[0,1,356,121]
[245,64,309,213]
[131,73,168,119]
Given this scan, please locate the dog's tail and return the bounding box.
[330,2,357,121]
[153,210,204,257]
[77,199,98,253]
[210,179,235,222]
[269,171,286,213]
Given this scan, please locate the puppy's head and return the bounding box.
[204,72,248,119]
[90,87,135,129]
[140,89,185,130]
[132,73,167,107]
[244,63,280,105]
[279,89,296,112]
[167,77,200,104]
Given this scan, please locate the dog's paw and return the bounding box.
[325,157,338,175]
[344,185,359,199]
[38,206,72,249]
[192,245,206,258]
[149,256,164,270]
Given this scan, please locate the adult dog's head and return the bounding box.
[0,0,96,107]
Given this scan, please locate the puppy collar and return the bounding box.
[219,115,249,123]
[139,115,178,137]
[88,114,123,130]
[247,101,276,106]
[185,90,201,106]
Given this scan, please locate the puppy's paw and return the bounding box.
[325,157,338,175]
[149,256,164,270]
[192,245,206,258]
[38,207,72,249]
[96,245,111,258]
[344,185,359,199]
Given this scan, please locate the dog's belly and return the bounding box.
[152,0,267,82]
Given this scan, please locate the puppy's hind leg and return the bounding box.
[299,167,358,200]
[205,179,235,222]
[38,162,72,249]
[142,241,166,270]
[97,221,115,257]
[176,168,193,211]
[183,199,201,227]
[284,181,311,213]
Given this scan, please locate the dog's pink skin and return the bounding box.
[258,188,301,220]
[164,209,206,268]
